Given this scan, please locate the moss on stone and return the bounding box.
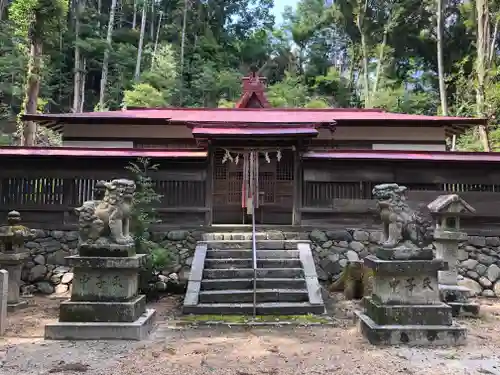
[181,314,331,324]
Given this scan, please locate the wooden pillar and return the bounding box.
[204,144,214,226]
[292,146,302,226]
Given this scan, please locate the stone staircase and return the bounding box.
[183,232,325,315]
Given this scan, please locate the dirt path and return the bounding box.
[0,296,499,375]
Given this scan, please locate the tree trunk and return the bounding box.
[153,11,164,58]
[0,0,7,20]
[437,0,449,117]
[134,0,147,81]
[97,0,102,28]
[24,42,43,146]
[372,30,388,97]
[476,0,491,151]
[150,0,154,39]
[79,58,87,112]
[132,0,137,29]
[179,0,189,104]
[73,0,84,112]
[489,17,499,65]
[356,0,370,108]
[99,0,118,110]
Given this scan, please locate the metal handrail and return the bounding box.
[252,201,257,318]
[252,151,260,319]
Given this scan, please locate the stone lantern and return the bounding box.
[427,194,479,317]
[0,211,33,311]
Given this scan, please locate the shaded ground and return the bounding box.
[0,294,500,375]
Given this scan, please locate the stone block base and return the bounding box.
[363,297,453,326]
[7,300,27,312]
[59,295,147,322]
[356,311,467,346]
[439,284,473,302]
[448,302,480,318]
[45,308,156,340]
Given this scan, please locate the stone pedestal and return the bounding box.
[0,252,29,311]
[45,244,156,340]
[435,230,480,317]
[357,251,467,346]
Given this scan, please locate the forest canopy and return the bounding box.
[0,0,498,150]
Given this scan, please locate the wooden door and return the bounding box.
[212,148,294,225]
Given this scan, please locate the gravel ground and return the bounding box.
[1,295,500,375]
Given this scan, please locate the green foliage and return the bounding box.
[0,0,496,149]
[122,83,167,109]
[125,158,173,270]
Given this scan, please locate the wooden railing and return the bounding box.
[300,158,500,235]
[0,155,208,229]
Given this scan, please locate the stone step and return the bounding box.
[204,258,302,269]
[203,232,308,241]
[183,302,325,315]
[198,289,309,303]
[205,249,300,259]
[203,268,303,279]
[201,278,307,291]
[204,240,308,250]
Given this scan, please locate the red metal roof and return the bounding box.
[0,147,207,158]
[22,107,486,126]
[302,150,500,163]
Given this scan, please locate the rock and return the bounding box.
[319,254,340,276]
[464,245,476,252]
[25,241,39,249]
[487,264,500,283]
[185,257,193,266]
[46,250,70,265]
[349,241,364,252]
[339,259,348,268]
[477,254,495,266]
[155,281,167,291]
[322,240,333,249]
[462,259,478,270]
[369,231,382,243]
[310,229,327,243]
[53,266,71,274]
[346,250,359,262]
[466,271,479,280]
[50,274,63,284]
[61,272,74,284]
[457,249,468,261]
[51,231,65,239]
[33,254,45,265]
[54,284,69,294]
[325,230,352,242]
[167,230,189,241]
[458,277,482,296]
[36,281,54,294]
[482,289,496,298]
[353,230,369,242]
[64,231,79,241]
[337,241,349,248]
[493,281,500,297]
[479,276,492,288]
[39,239,62,253]
[476,264,487,276]
[29,264,47,282]
[486,237,500,247]
[468,236,486,247]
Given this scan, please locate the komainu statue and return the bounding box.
[372,183,433,250]
[75,179,136,247]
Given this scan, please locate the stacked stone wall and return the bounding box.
[14,228,500,298]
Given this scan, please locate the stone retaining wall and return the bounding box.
[18,229,198,296]
[309,229,500,298]
[10,228,500,298]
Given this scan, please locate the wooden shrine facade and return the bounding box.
[3,147,500,236]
